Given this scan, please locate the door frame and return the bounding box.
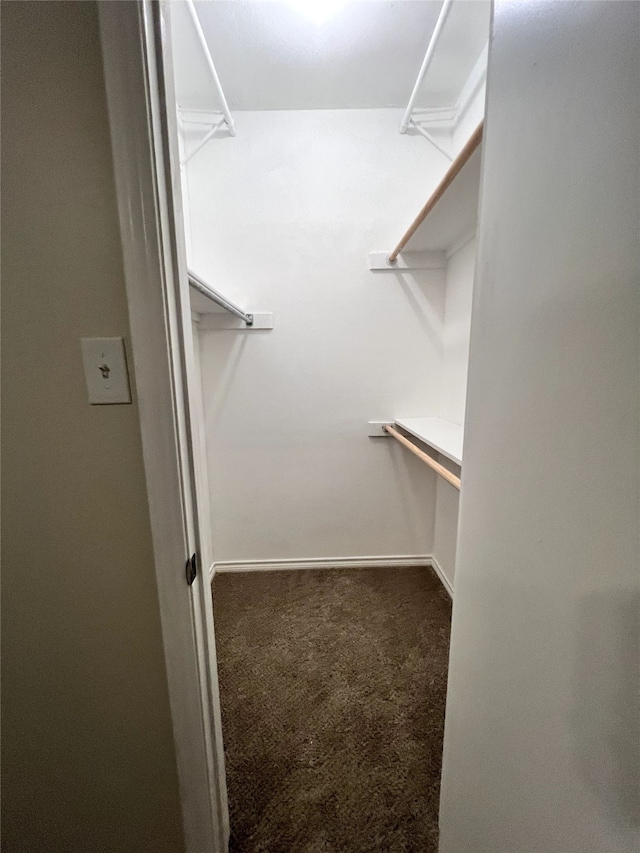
[98,2,228,851]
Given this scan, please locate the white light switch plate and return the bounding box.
[81,337,131,404]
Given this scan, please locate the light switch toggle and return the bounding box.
[81,337,131,405]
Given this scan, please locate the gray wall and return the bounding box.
[2,3,184,850]
[440,2,640,851]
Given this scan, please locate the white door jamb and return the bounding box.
[98,3,229,850]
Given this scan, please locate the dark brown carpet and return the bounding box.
[212,566,452,853]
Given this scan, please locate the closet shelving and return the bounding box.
[384,425,461,490]
[188,269,254,326]
[398,0,456,158]
[399,0,488,163]
[372,122,484,489]
[188,269,273,330]
[180,4,275,329]
[369,120,483,270]
[178,0,236,167]
[388,121,483,261]
[395,418,463,466]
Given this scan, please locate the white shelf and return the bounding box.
[404,144,482,254]
[394,417,464,466]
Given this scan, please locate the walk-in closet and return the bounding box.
[4,0,637,851]
[167,1,488,848]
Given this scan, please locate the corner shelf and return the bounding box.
[403,147,481,254]
[391,121,483,257]
[395,417,463,466]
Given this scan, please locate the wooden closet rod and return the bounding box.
[388,120,484,263]
[384,425,461,490]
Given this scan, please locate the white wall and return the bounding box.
[432,237,476,588]
[440,2,640,851]
[187,109,450,563]
[442,237,476,427]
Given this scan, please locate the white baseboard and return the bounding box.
[213,555,432,574]
[210,555,453,597]
[211,556,454,599]
[428,555,454,598]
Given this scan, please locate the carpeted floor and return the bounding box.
[212,566,452,853]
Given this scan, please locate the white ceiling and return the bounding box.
[170,0,491,112]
